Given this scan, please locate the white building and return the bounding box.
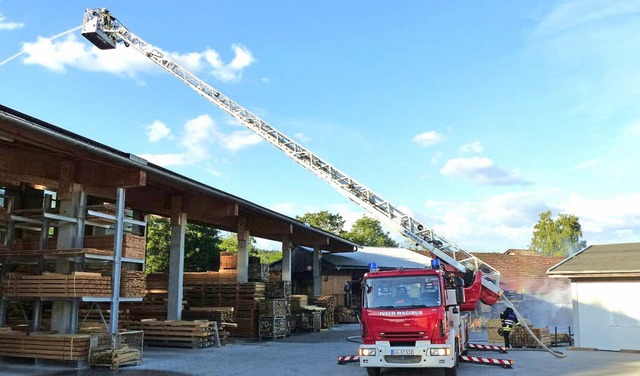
[547,243,640,351]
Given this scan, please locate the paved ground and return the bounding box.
[1,324,639,376]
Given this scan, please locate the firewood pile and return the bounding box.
[290,295,308,312]
[181,307,235,345]
[291,312,321,332]
[89,330,143,369]
[259,299,291,317]
[335,306,358,323]
[249,263,269,282]
[309,296,336,329]
[127,319,217,349]
[265,281,291,299]
[0,329,91,360]
[259,316,289,339]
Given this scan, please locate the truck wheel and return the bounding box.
[366,367,381,376]
[443,365,457,376]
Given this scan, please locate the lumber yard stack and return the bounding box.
[309,296,336,329]
[89,330,143,370]
[511,326,552,348]
[127,319,217,349]
[0,328,90,361]
[181,306,235,345]
[289,295,322,333]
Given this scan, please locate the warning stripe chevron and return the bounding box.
[468,343,508,351]
[337,355,359,364]
[460,355,514,367]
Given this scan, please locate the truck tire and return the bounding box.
[366,367,381,376]
[444,341,459,376]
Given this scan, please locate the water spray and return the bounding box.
[0,25,82,66]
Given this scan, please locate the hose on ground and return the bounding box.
[501,295,567,358]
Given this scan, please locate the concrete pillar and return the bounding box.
[313,244,322,296]
[167,197,186,320]
[281,234,292,282]
[236,217,249,283]
[51,190,83,334]
[108,188,126,335]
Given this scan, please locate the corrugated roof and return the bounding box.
[324,247,432,270]
[547,242,640,277]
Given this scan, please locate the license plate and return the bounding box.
[391,349,414,355]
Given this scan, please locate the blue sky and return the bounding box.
[1,1,639,252]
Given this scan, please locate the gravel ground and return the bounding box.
[1,324,639,376]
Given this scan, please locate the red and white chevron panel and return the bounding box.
[460,355,514,367]
[336,355,360,364]
[468,343,508,351]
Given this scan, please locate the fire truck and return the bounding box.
[81,8,505,375]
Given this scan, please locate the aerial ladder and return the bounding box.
[81,8,503,306]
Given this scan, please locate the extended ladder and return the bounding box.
[81,8,502,299]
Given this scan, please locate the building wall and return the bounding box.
[573,281,640,351]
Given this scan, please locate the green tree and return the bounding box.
[219,233,282,264]
[296,211,346,235]
[529,210,586,256]
[145,216,222,272]
[344,215,399,247]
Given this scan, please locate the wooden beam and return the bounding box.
[75,160,146,189]
[57,160,74,200]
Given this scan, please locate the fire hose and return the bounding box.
[501,295,567,358]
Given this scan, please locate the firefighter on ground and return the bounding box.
[499,307,519,353]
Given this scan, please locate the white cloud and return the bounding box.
[440,157,530,186]
[412,131,444,147]
[18,33,255,82]
[294,133,310,143]
[145,120,172,142]
[460,141,484,154]
[222,131,263,151]
[0,14,24,30]
[563,192,640,240]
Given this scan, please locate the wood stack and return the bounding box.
[184,271,237,284]
[291,295,308,312]
[335,306,358,323]
[0,330,91,360]
[249,263,269,282]
[259,299,290,317]
[291,312,321,332]
[309,296,336,329]
[265,281,291,299]
[181,307,235,345]
[219,252,237,270]
[259,316,288,339]
[511,326,551,348]
[89,331,143,369]
[83,234,146,260]
[1,272,112,297]
[127,319,217,349]
[120,270,146,297]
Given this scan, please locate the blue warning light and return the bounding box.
[368,262,377,271]
[430,258,440,269]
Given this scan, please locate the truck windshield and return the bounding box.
[364,275,441,309]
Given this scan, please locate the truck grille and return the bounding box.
[384,355,422,364]
[379,332,423,339]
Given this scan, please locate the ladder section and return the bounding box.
[81,9,502,298]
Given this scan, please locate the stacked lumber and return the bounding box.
[122,291,170,322]
[233,310,259,339]
[219,252,237,269]
[0,331,91,360]
[291,312,321,332]
[335,306,358,323]
[89,330,143,369]
[128,319,217,349]
[120,270,146,297]
[83,234,146,260]
[309,296,336,329]
[12,236,57,250]
[181,307,235,345]
[511,326,551,348]
[184,270,237,284]
[265,281,291,299]
[1,272,111,297]
[184,282,265,309]
[291,295,308,312]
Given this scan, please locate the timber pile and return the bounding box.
[0,330,91,360]
[335,306,358,323]
[259,316,289,339]
[291,312,321,332]
[259,299,290,317]
[181,307,235,345]
[83,234,146,260]
[309,296,336,329]
[265,281,291,299]
[184,271,237,284]
[511,326,551,348]
[90,346,141,369]
[220,252,237,269]
[128,319,217,349]
[1,272,111,297]
[120,270,146,297]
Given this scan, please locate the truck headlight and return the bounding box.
[359,348,377,356]
[429,347,451,356]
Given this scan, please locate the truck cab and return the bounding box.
[357,265,468,376]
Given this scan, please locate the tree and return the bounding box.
[344,215,399,247]
[145,216,222,272]
[219,233,282,264]
[296,211,346,235]
[529,210,586,256]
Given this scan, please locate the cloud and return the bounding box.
[294,133,310,143]
[222,131,263,151]
[412,131,444,147]
[460,141,484,154]
[145,120,172,142]
[440,157,531,186]
[563,192,640,240]
[0,14,24,30]
[18,33,255,82]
